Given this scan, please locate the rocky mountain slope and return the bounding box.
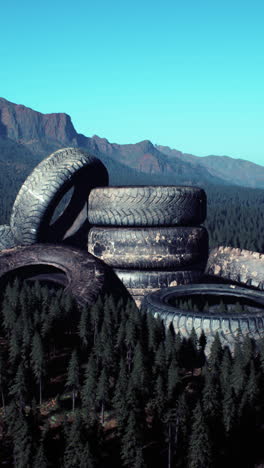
[0,97,263,188]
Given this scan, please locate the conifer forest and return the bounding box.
[1,279,264,467]
[0,171,264,467]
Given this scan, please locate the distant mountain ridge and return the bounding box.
[0,97,263,189]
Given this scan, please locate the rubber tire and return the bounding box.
[88,185,207,226]
[88,226,209,269]
[0,244,105,307]
[0,225,17,251]
[113,268,204,292]
[205,246,264,290]
[141,283,264,350]
[10,147,109,245]
[115,269,204,310]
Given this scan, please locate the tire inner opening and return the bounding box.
[0,265,68,291]
[168,294,264,314]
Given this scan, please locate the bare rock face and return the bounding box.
[0,97,77,144]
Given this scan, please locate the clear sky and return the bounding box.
[1,0,263,165]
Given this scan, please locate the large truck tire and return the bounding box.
[88,185,206,226]
[115,268,204,310]
[0,244,105,307]
[205,246,264,290]
[0,225,17,251]
[88,226,209,269]
[10,148,108,245]
[113,268,204,291]
[141,283,264,350]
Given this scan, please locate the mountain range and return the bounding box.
[0,97,263,189]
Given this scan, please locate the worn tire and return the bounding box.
[0,244,105,307]
[113,268,204,292]
[88,226,209,269]
[0,225,17,251]
[115,269,204,310]
[205,246,264,290]
[10,147,109,245]
[88,185,207,226]
[141,283,264,350]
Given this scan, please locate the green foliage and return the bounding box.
[188,401,212,468]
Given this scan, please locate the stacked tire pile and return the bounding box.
[87,186,209,307]
[0,146,263,355]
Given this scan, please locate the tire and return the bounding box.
[141,283,264,350]
[113,268,204,291]
[114,269,204,310]
[10,147,109,245]
[0,244,105,307]
[88,185,206,226]
[0,225,17,251]
[88,226,209,269]
[205,246,264,290]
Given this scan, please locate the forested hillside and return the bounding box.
[0,163,263,253]
[1,281,264,467]
[204,185,264,253]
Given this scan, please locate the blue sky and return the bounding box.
[1,0,264,165]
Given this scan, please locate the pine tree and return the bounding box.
[202,367,221,422]
[113,358,129,436]
[154,341,167,377]
[167,358,181,402]
[208,332,223,372]
[30,330,45,405]
[81,354,97,423]
[90,295,104,345]
[220,346,232,394]
[8,325,21,366]
[165,322,176,364]
[152,373,167,418]
[65,349,80,411]
[176,393,191,466]
[10,408,33,468]
[222,386,236,434]
[116,318,126,352]
[9,361,28,411]
[96,366,110,425]
[199,329,207,351]
[63,410,95,468]
[190,327,198,348]
[147,312,161,353]
[188,400,212,468]
[230,341,245,396]
[125,316,138,372]
[78,304,89,349]
[21,313,33,366]
[242,335,255,368]
[120,409,146,468]
[243,359,258,407]
[98,319,115,370]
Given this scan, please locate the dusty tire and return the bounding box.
[113,268,204,292]
[115,268,204,310]
[141,283,264,350]
[0,225,17,251]
[205,246,264,290]
[88,226,209,269]
[10,147,109,245]
[0,244,105,307]
[88,185,207,226]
